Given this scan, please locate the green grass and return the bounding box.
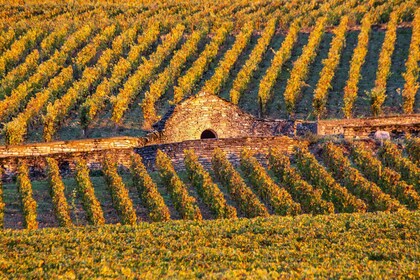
[0,210,419,278]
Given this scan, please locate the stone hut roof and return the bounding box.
[152,92,257,131]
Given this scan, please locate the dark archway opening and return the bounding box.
[201,129,217,139]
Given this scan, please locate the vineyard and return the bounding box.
[0,139,419,229]
[0,211,418,277]
[1,0,420,277]
[0,0,418,145]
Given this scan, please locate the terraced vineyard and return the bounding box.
[0,0,419,145]
[1,1,420,277]
[1,138,419,229]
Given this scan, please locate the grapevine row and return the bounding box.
[202,20,254,96]
[79,22,161,129]
[0,22,73,117]
[258,18,300,112]
[173,22,233,103]
[0,28,44,78]
[230,17,277,105]
[131,154,171,222]
[46,157,73,227]
[369,10,399,116]
[125,22,160,69]
[268,149,334,214]
[350,143,420,209]
[103,157,137,225]
[212,148,269,218]
[312,16,348,118]
[0,24,95,123]
[240,149,301,215]
[184,149,237,219]
[293,146,367,213]
[141,27,209,128]
[0,50,40,99]
[39,22,72,59]
[112,24,186,123]
[322,142,403,212]
[73,24,118,74]
[0,167,4,229]
[74,158,105,226]
[4,66,74,145]
[17,160,38,230]
[402,8,420,113]
[42,25,124,141]
[156,150,202,220]
[406,137,420,166]
[0,29,15,56]
[378,141,420,189]
[283,17,326,115]
[342,13,372,118]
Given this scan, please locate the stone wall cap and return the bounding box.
[142,135,299,147]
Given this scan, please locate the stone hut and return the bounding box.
[149,92,298,144]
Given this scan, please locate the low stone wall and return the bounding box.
[0,149,136,179]
[0,137,145,158]
[317,115,420,138]
[136,136,301,170]
[0,137,145,178]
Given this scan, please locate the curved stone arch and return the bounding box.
[200,129,218,139]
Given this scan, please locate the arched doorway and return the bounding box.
[201,129,217,139]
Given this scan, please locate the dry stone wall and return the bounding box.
[0,149,136,180]
[137,136,301,170]
[317,115,420,138]
[0,137,143,178]
[0,137,145,158]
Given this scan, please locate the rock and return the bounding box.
[374,130,390,141]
